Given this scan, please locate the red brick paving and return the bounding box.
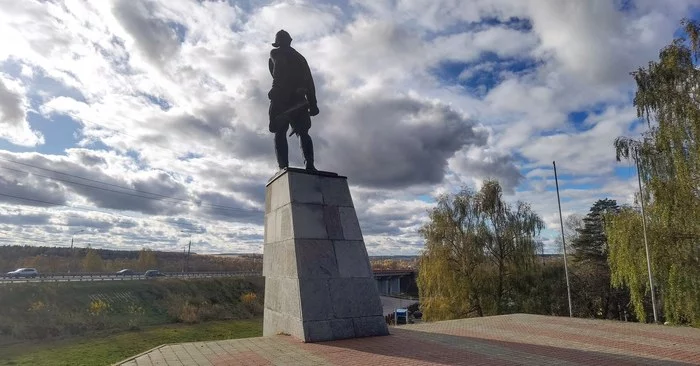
[542,314,700,346]
[286,331,521,366]
[117,314,700,365]
[412,314,700,363]
[484,321,700,361]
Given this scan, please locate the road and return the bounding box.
[2,274,417,316]
[380,295,418,316]
[2,272,420,313]
[0,271,260,284]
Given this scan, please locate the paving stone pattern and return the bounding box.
[117,314,700,365]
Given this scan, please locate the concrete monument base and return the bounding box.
[263,167,389,342]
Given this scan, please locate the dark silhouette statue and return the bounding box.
[268,30,319,172]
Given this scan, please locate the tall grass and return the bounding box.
[0,277,264,341]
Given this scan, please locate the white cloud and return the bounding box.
[0,74,44,146]
[0,0,693,255]
[525,0,692,86]
[519,106,638,175]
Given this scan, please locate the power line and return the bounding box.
[0,157,261,214]
[0,202,137,222]
[0,192,67,208]
[0,165,257,214]
[0,192,257,230]
[78,117,197,158]
[0,202,191,235]
[0,165,179,203]
[0,200,200,247]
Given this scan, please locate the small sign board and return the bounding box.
[395,308,408,325]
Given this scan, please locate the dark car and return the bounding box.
[6,268,39,278]
[116,269,134,276]
[144,270,165,278]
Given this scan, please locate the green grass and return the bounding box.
[0,318,263,366]
[0,277,264,341]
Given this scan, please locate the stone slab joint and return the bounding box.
[263,169,389,342]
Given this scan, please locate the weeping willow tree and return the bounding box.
[608,19,700,326]
[417,180,544,320]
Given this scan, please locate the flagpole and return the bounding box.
[635,153,658,323]
[553,161,573,318]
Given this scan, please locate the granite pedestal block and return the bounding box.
[263,168,389,342]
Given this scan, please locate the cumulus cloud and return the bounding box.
[111,0,183,68]
[0,0,695,255]
[525,0,693,86]
[318,93,487,188]
[0,212,50,226]
[449,147,523,193]
[0,74,43,146]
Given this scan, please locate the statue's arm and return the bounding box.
[269,49,285,99]
[304,59,317,106]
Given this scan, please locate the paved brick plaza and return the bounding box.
[117,314,700,365]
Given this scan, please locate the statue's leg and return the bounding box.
[292,111,315,171]
[274,131,289,169]
[270,100,290,169]
[299,130,315,171]
[274,123,289,169]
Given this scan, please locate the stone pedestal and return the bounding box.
[263,168,389,342]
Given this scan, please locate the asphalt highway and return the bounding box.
[0,271,260,284]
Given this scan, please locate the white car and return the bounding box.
[6,268,39,278]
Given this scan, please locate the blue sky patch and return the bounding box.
[431,53,540,97]
[166,21,188,43]
[141,93,172,111]
[425,16,533,40]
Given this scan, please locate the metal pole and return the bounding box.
[68,230,83,274]
[635,154,658,323]
[68,237,74,273]
[553,161,573,318]
[186,240,191,273]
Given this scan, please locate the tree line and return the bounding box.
[417,19,700,328]
[0,245,262,274]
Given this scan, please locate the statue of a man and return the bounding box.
[268,29,319,172]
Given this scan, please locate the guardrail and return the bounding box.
[0,269,418,284]
[372,269,417,276]
[0,271,262,283]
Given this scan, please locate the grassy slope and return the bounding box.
[0,318,263,366]
[0,277,264,340]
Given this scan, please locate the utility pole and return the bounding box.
[553,161,573,318]
[181,230,193,273]
[70,229,84,249]
[68,229,84,273]
[635,152,658,323]
[186,239,191,273]
[182,246,186,273]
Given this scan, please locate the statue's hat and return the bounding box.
[272,30,292,47]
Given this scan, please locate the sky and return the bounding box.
[0,0,697,256]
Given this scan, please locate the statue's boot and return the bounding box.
[300,133,316,172]
[275,131,289,169]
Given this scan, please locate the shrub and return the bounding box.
[177,302,200,324]
[241,292,257,305]
[28,300,47,312]
[89,299,110,316]
[241,292,262,315]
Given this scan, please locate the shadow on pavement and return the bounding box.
[308,327,698,365]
